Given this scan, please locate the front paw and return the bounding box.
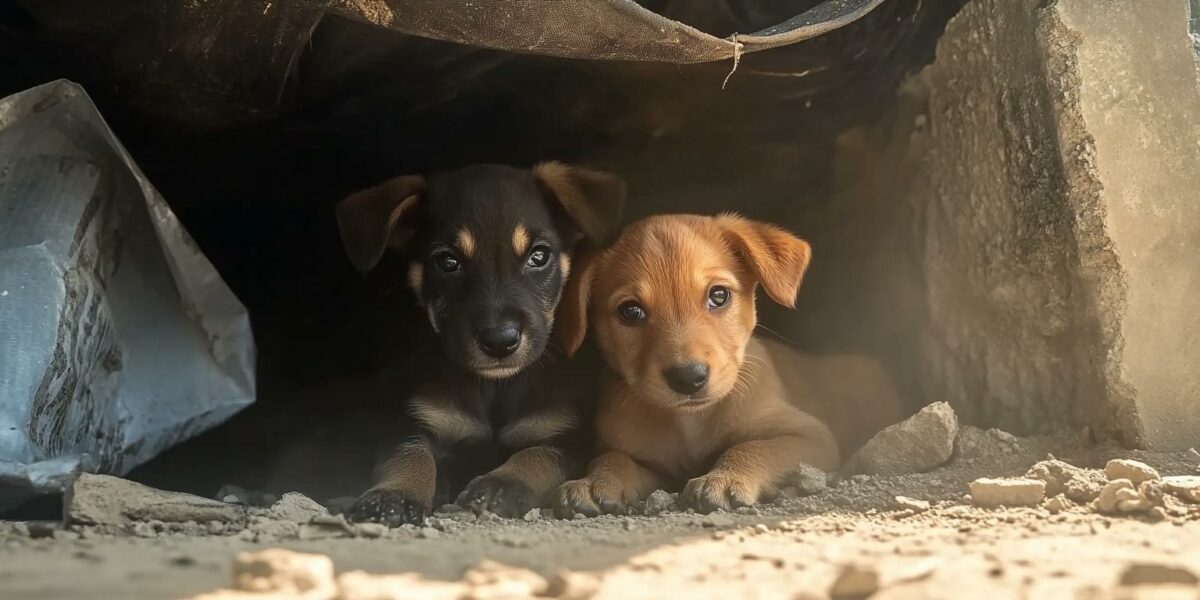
[682,472,759,514]
[456,475,537,518]
[346,488,427,527]
[554,477,635,518]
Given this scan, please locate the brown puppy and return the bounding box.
[553,214,901,515]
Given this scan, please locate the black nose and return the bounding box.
[664,362,709,395]
[477,323,522,358]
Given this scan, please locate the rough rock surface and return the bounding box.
[1104,460,1160,485]
[850,402,958,475]
[265,493,329,523]
[1162,476,1200,503]
[968,478,1046,508]
[66,474,246,527]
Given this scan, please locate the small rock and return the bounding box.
[735,506,760,516]
[1118,563,1199,586]
[1025,459,1087,497]
[1105,460,1160,485]
[1064,473,1106,503]
[969,478,1046,508]
[477,511,501,523]
[436,504,466,514]
[895,496,930,513]
[571,513,586,521]
[643,490,677,516]
[249,517,300,539]
[1044,495,1071,514]
[265,493,329,523]
[417,527,441,539]
[829,564,879,600]
[701,513,734,528]
[522,509,541,522]
[1095,479,1136,514]
[1161,476,1200,503]
[354,523,388,539]
[67,474,245,527]
[11,522,30,537]
[849,402,958,475]
[132,522,158,538]
[208,521,227,535]
[790,463,828,495]
[237,529,255,542]
[26,522,57,539]
[1138,480,1164,504]
[232,549,337,596]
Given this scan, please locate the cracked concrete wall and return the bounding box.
[897,0,1200,449]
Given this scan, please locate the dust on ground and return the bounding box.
[1,427,1198,600]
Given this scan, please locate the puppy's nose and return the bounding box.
[664,362,709,395]
[477,323,522,358]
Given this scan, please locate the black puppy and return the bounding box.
[335,163,624,525]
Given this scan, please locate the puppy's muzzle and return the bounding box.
[664,361,709,395]
[477,322,522,359]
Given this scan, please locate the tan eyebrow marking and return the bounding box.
[513,223,530,257]
[407,262,423,298]
[559,253,572,279]
[456,228,476,258]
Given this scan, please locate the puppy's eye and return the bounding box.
[433,251,461,273]
[707,286,731,309]
[526,245,552,269]
[618,301,647,324]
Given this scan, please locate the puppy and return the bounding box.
[553,214,901,515]
[335,163,624,526]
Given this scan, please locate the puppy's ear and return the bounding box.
[716,213,812,308]
[554,249,599,356]
[335,176,425,273]
[534,162,626,244]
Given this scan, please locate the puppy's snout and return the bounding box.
[663,362,709,395]
[477,322,522,358]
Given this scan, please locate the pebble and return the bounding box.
[354,523,388,539]
[26,522,57,539]
[417,527,441,539]
[643,490,677,516]
[701,513,734,528]
[1105,460,1160,485]
[1095,479,1137,514]
[829,564,880,600]
[1044,495,1071,514]
[895,496,931,513]
[1161,476,1200,503]
[522,509,541,522]
[969,478,1046,508]
[1119,563,1199,586]
[791,463,828,495]
[132,522,158,538]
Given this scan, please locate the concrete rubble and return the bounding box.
[849,402,958,475]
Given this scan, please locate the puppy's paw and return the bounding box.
[346,488,427,527]
[456,475,537,518]
[681,472,759,514]
[553,477,635,519]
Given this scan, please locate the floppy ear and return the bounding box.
[716,213,812,308]
[534,161,626,244]
[335,175,425,273]
[554,248,600,356]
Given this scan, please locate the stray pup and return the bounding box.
[553,214,900,515]
[336,163,624,525]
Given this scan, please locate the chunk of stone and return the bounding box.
[1161,476,1200,503]
[850,402,958,475]
[829,564,880,600]
[1044,494,1072,514]
[1095,479,1136,514]
[1118,563,1199,586]
[232,549,336,598]
[969,478,1045,508]
[790,463,828,495]
[1025,459,1088,497]
[895,496,930,513]
[1105,459,1160,485]
[265,493,329,523]
[643,490,677,516]
[1064,472,1106,503]
[66,474,245,527]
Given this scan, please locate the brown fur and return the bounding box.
[375,440,437,510]
[554,214,901,515]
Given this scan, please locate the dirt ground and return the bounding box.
[1,428,1198,600]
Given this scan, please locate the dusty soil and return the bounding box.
[2,429,1198,600]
